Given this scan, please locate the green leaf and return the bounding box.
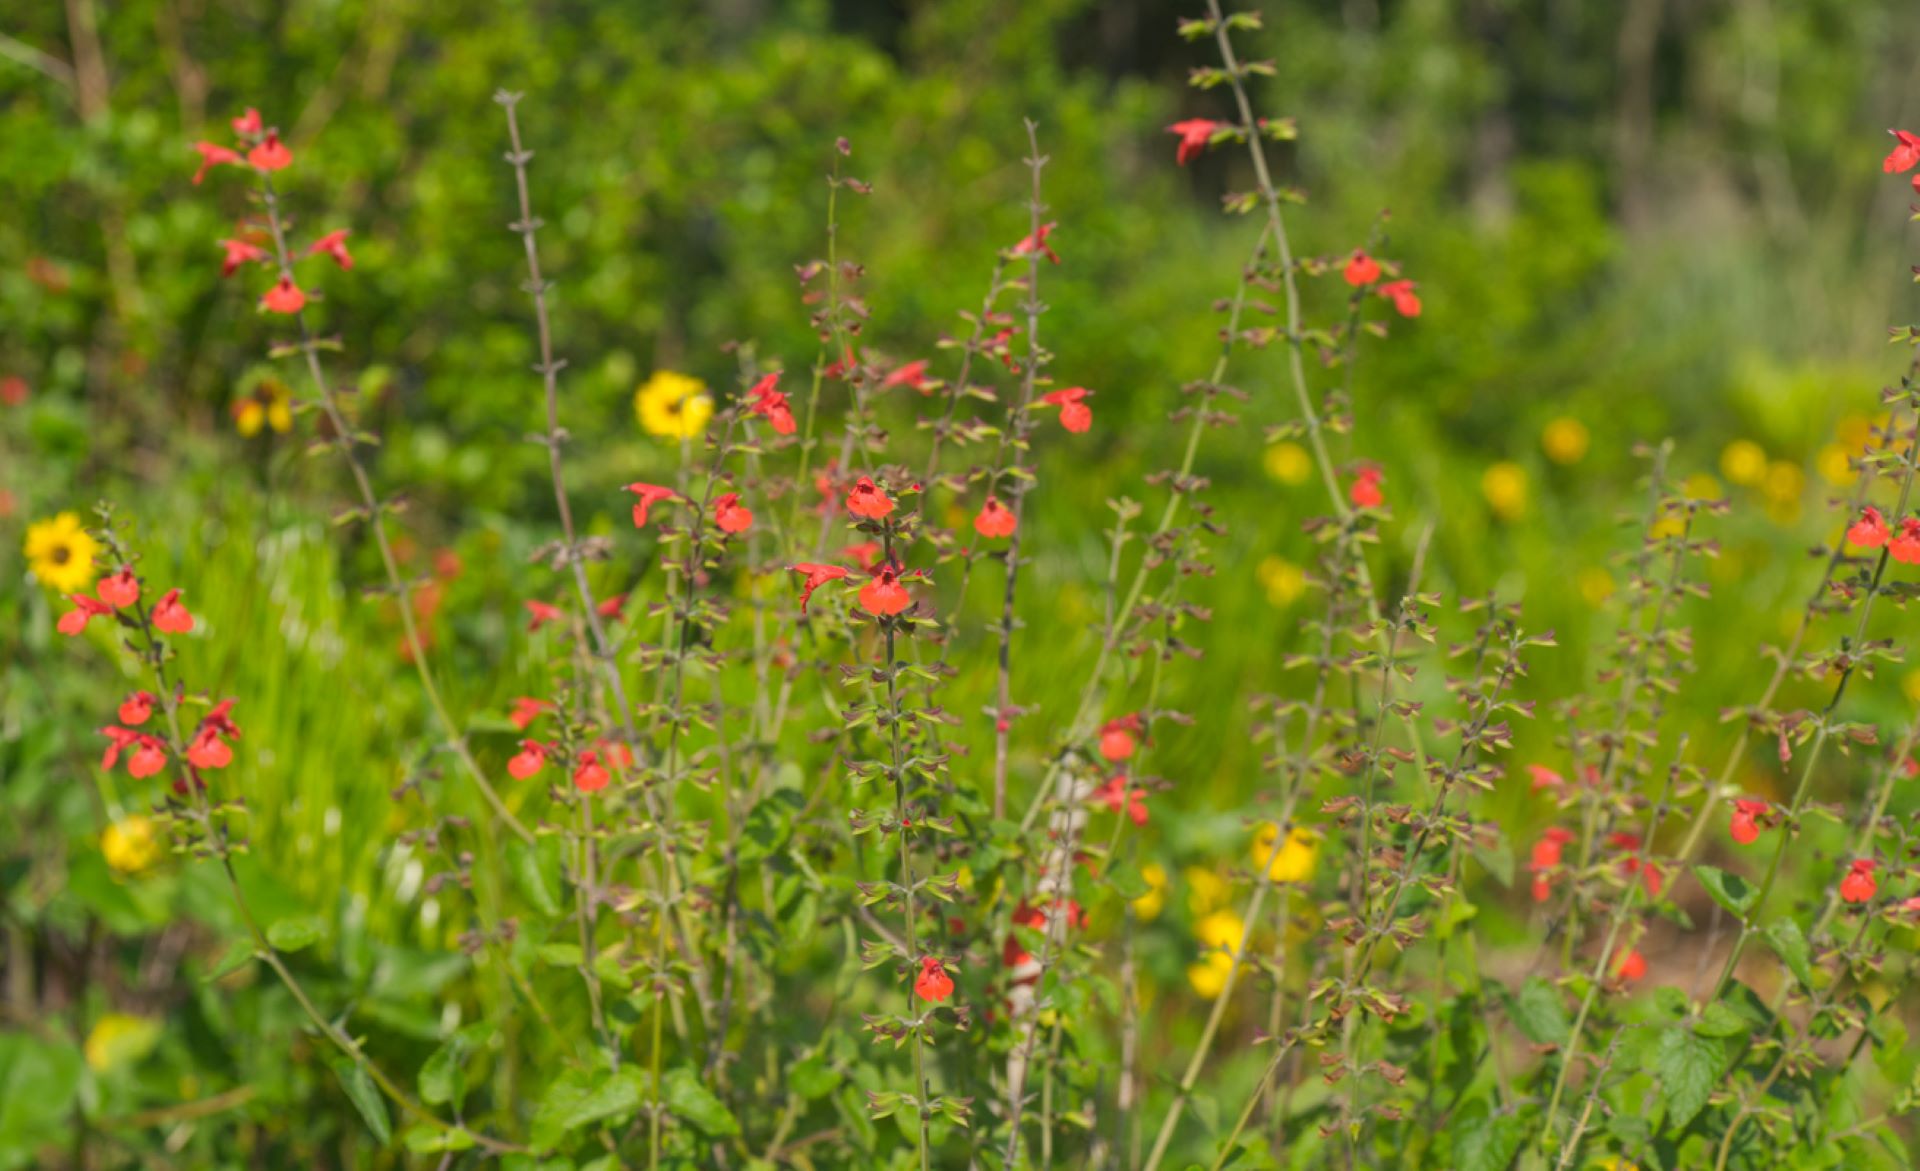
[1106,862,1151,901]
[202,938,258,982]
[508,838,563,916]
[330,1059,393,1146]
[531,1066,645,1151]
[0,1034,84,1165]
[665,1066,740,1137]
[739,789,804,864]
[1692,865,1755,917]
[1764,920,1813,988]
[1507,977,1569,1046]
[1451,1098,1530,1171]
[1652,1027,1722,1130]
[419,1038,467,1108]
[266,915,324,953]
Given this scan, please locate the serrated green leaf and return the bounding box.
[203,939,258,982]
[330,1059,392,1146]
[1692,865,1755,917]
[1451,1098,1530,1171]
[508,838,563,916]
[1507,977,1569,1046]
[530,1066,646,1151]
[664,1066,739,1137]
[266,915,324,953]
[1652,1027,1722,1129]
[1764,920,1813,988]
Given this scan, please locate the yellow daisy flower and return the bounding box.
[1188,909,1247,999]
[1132,862,1167,922]
[1184,865,1228,916]
[1263,442,1311,486]
[635,370,713,440]
[1481,462,1528,521]
[24,512,100,593]
[1251,824,1321,884]
[1578,567,1615,607]
[233,374,294,437]
[102,816,161,876]
[1257,556,1307,607]
[1719,440,1766,487]
[1541,417,1589,465]
[1816,444,1852,488]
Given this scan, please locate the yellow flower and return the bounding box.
[1188,909,1247,999]
[1682,472,1722,501]
[1649,510,1686,540]
[1257,556,1307,607]
[1577,567,1615,607]
[1251,824,1321,884]
[102,816,161,875]
[1904,669,1920,705]
[24,512,100,593]
[1719,440,1767,487]
[1541,417,1589,465]
[635,370,713,440]
[233,374,294,437]
[1188,949,1234,999]
[1816,444,1852,488]
[85,1013,160,1073]
[1481,462,1528,521]
[1133,862,1167,922]
[1836,413,1875,451]
[1263,442,1311,485]
[1184,866,1227,916]
[1762,460,1804,524]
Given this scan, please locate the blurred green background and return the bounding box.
[6,0,1920,1164]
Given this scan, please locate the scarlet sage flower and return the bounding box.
[596,593,628,620]
[509,697,551,731]
[974,496,1017,538]
[1098,714,1143,762]
[1094,775,1148,826]
[187,726,233,770]
[1885,129,1920,174]
[1166,118,1221,166]
[1848,506,1890,549]
[914,956,955,1003]
[1891,518,1920,564]
[261,276,306,315]
[622,481,677,528]
[713,493,754,534]
[1526,764,1564,792]
[1040,387,1093,433]
[128,736,168,779]
[152,589,194,634]
[220,238,267,278]
[881,360,931,392]
[1011,222,1061,265]
[507,739,548,780]
[1343,250,1382,287]
[1378,279,1422,318]
[191,142,242,185]
[790,563,851,613]
[98,569,140,609]
[1529,827,1576,902]
[598,740,635,770]
[1729,797,1770,845]
[1349,466,1385,509]
[99,726,142,770]
[1614,950,1648,982]
[200,699,242,742]
[525,600,563,631]
[845,476,894,520]
[745,372,796,434]
[118,692,155,726]
[232,108,263,137]
[572,750,610,793]
[1840,859,1878,904]
[58,594,114,636]
[859,565,913,616]
[306,229,354,270]
[247,131,292,172]
[843,541,882,570]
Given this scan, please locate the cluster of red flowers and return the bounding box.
[1038,387,1093,434]
[1845,506,1920,562]
[746,372,796,435]
[1349,465,1385,510]
[623,481,677,529]
[713,493,753,534]
[1341,250,1421,317]
[60,570,192,638]
[1883,128,1920,192]
[191,108,351,316]
[503,702,631,794]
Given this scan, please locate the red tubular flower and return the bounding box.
[1526,764,1564,792]
[746,372,797,435]
[118,691,155,726]
[790,562,851,613]
[1729,797,1770,845]
[599,740,634,770]
[1349,466,1385,509]
[220,238,268,278]
[99,726,141,770]
[1848,506,1890,549]
[1343,250,1382,287]
[98,569,140,609]
[187,725,234,770]
[508,739,548,780]
[152,589,195,634]
[622,481,677,528]
[974,496,1017,539]
[596,593,628,620]
[1840,859,1878,904]
[1530,826,1575,872]
[1885,129,1920,174]
[914,956,955,1003]
[191,142,242,185]
[1098,714,1142,762]
[1167,118,1221,166]
[200,699,242,742]
[525,600,563,631]
[128,736,168,779]
[843,541,882,570]
[572,750,610,793]
[1094,775,1148,826]
[1378,279,1422,318]
[1040,387,1093,434]
[1614,950,1648,982]
[859,565,913,616]
[881,360,931,392]
[261,276,306,315]
[58,594,114,636]
[845,476,895,520]
[247,131,292,172]
[509,697,551,730]
[1011,222,1061,265]
[306,229,354,270]
[232,108,263,137]
[1891,518,1920,564]
[714,493,754,534]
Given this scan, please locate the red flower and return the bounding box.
[232,108,263,137]
[0,376,25,407]
[1349,466,1385,509]
[974,496,1018,538]
[191,142,242,185]
[914,955,955,1003]
[598,740,635,770]
[306,229,354,270]
[623,482,678,528]
[118,692,155,726]
[247,131,292,172]
[1848,506,1890,549]
[714,492,754,534]
[1729,798,1770,846]
[99,726,142,770]
[596,593,628,620]
[1526,764,1564,792]
[261,276,306,315]
[187,725,234,770]
[1040,387,1093,434]
[1378,280,1421,318]
[881,360,932,393]
[843,541,882,570]
[98,569,140,609]
[572,750,610,793]
[525,600,563,631]
[790,562,851,613]
[509,697,551,731]
[1840,859,1878,904]
[859,565,913,616]
[1099,714,1143,762]
[200,699,242,742]
[1094,775,1148,826]
[508,739,548,780]
[1167,118,1221,166]
[1011,222,1061,265]
[152,589,195,634]
[1891,518,1920,564]
[1530,826,1575,872]
[1885,130,1920,174]
[1343,250,1382,287]
[746,372,797,435]
[220,238,267,278]
[1614,950,1648,982]
[58,594,114,636]
[846,476,895,520]
[128,736,169,779]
